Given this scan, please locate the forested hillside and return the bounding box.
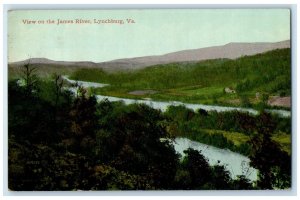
[70,48,291,108]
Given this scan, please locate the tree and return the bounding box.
[53,74,64,109]
[68,92,98,155]
[20,61,38,97]
[249,112,291,189]
[232,175,253,190]
[181,148,211,189]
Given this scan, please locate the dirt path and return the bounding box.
[268,96,291,108]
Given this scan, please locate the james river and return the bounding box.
[62,76,290,117]
[173,138,258,181]
[62,76,291,182]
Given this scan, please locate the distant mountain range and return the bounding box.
[9,40,290,72]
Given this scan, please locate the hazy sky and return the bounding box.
[8,9,290,63]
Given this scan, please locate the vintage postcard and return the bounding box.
[7,9,291,191]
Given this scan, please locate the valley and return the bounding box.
[8,41,292,190]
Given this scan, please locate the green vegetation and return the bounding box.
[7,78,254,190]
[163,105,291,155]
[8,64,79,80]
[8,64,291,190]
[70,48,291,108]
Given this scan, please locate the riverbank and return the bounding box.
[62,75,291,118]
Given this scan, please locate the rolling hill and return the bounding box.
[9,40,290,72]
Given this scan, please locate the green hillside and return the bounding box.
[70,48,291,108]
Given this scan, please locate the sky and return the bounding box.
[8,9,290,63]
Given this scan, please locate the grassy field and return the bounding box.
[201,129,290,154]
[202,129,249,146]
[70,48,291,108]
[271,132,291,154]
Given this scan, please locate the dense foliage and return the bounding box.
[8,65,291,190]
[163,105,291,156]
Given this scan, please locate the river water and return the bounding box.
[62,75,109,88]
[173,138,258,182]
[62,76,290,117]
[62,76,261,182]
